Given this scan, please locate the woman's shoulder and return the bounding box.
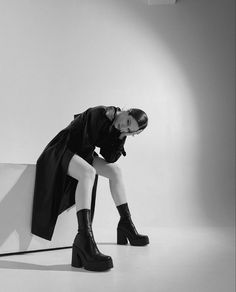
[82,105,120,122]
[104,106,121,121]
[105,106,115,121]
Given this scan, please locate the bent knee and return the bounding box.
[67,155,96,181]
[81,166,96,180]
[109,163,122,180]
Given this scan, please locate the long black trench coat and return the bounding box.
[31,105,127,241]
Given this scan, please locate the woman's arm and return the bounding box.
[99,136,127,163]
[100,130,141,163]
[73,106,128,163]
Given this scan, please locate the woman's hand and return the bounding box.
[119,129,143,139]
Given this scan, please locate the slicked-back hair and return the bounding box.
[127,108,148,131]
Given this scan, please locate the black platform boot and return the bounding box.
[71,209,113,271]
[117,203,149,246]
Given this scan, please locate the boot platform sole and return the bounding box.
[117,228,149,246]
[71,245,113,272]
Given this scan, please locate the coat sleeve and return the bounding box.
[74,106,127,163]
[74,106,106,146]
[100,136,127,163]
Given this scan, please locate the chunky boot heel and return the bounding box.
[117,229,128,245]
[71,245,83,268]
[126,231,149,246]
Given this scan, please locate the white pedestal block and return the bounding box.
[0,163,77,255]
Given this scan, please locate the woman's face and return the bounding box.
[113,111,139,133]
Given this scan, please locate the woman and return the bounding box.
[31,105,149,272]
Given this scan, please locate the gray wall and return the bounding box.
[0,0,234,229]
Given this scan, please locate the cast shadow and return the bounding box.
[0,164,35,253]
[0,260,111,273]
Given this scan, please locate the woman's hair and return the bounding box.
[127,108,148,131]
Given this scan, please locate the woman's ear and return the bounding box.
[105,107,115,121]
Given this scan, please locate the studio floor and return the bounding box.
[0,227,235,292]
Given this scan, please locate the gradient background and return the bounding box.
[0,0,234,233]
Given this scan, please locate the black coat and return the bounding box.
[31,105,127,241]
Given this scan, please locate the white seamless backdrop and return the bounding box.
[0,0,234,231]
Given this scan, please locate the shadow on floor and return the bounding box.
[0,260,111,273]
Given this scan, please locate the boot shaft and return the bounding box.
[116,203,131,219]
[76,209,92,231]
[74,209,98,252]
[117,203,137,232]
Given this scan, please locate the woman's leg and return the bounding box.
[92,156,149,246]
[67,154,96,212]
[67,154,113,271]
[92,156,127,206]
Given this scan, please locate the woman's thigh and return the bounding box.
[67,154,95,180]
[92,156,120,180]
